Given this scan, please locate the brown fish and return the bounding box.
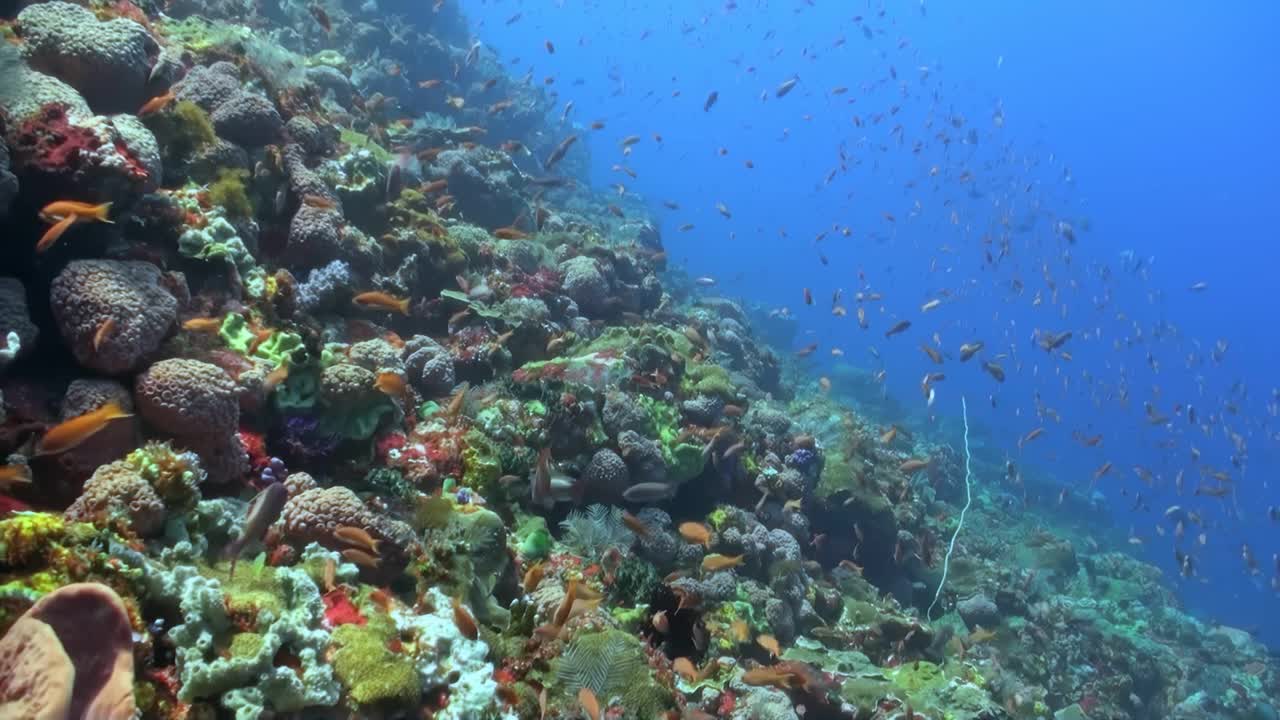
[621,511,651,538]
[544,134,579,169]
[899,458,930,473]
[920,344,944,364]
[885,320,911,338]
[959,341,984,362]
[982,361,1006,382]
[0,464,33,490]
[226,483,289,578]
[1018,427,1046,449]
[334,525,381,555]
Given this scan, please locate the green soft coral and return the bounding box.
[219,313,304,368]
[179,215,255,274]
[124,441,204,512]
[635,395,705,483]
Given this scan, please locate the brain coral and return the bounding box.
[278,486,418,581]
[134,358,239,436]
[209,93,283,147]
[16,1,158,114]
[50,260,178,374]
[173,64,242,112]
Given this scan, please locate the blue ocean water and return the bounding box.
[455,1,1280,648]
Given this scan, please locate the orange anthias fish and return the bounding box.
[553,578,578,628]
[672,657,701,683]
[756,633,781,658]
[352,291,411,315]
[621,511,651,538]
[492,226,528,240]
[522,562,545,594]
[451,596,479,640]
[741,667,799,691]
[183,316,225,333]
[701,554,744,572]
[37,401,132,455]
[36,201,113,253]
[677,522,711,548]
[374,371,409,401]
[1018,427,1046,449]
[577,688,600,720]
[0,463,33,490]
[138,91,176,116]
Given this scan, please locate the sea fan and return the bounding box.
[558,504,631,560]
[555,630,642,696]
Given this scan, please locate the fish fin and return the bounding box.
[36,214,78,253]
[95,202,114,223]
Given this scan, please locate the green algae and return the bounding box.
[331,622,421,707]
[681,362,737,400]
[208,168,254,218]
[229,631,265,659]
[338,128,393,164]
[460,429,503,495]
[142,99,215,161]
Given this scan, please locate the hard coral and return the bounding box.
[277,486,418,581]
[16,1,159,114]
[64,459,167,536]
[50,260,179,374]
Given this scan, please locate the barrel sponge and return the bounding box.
[50,260,178,374]
[15,1,158,114]
[135,358,239,437]
[0,615,74,719]
[64,459,166,537]
[0,583,136,720]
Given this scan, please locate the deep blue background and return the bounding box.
[455,0,1280,647]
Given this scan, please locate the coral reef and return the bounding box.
[0,2,1272,720]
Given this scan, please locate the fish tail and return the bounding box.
[398,297,411,315]
[94,202,114,223]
